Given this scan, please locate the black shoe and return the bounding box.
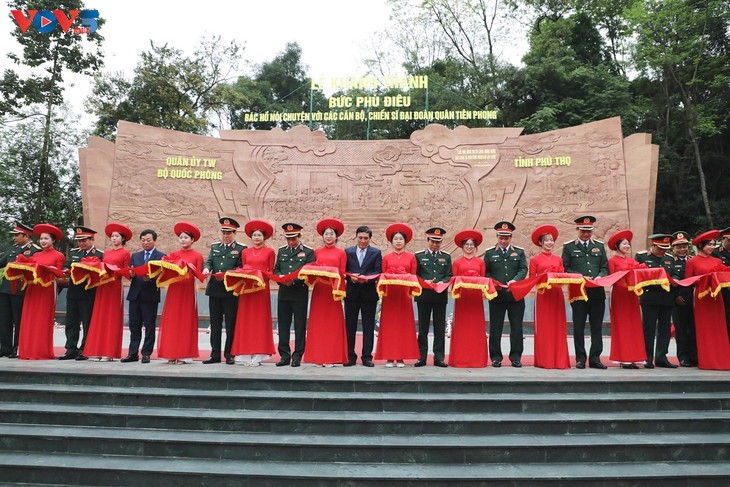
[644,361,655,369]
[225,357,235,365]
[362,359,374,367]
[141,355,150,364]
[276,358,290,367]
[414,359,427,367]
[0,353,9,358]
[511,360,522,368]
[7,353,18,359]
[679,360,695,367]
[656,360,678,369]
[589,361,607,370]
[120,355,139,363]
[491,360,502,368]
[576,361,585,369]
[75,354,88,361]
[291,359,301,367]
[344,360,356,367]
[620,363,639,369]
[202,356,221,364]
[434,360,448,368]
[58,351,78,360]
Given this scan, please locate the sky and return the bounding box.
[1,0,394,126]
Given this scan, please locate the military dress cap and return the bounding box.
[494,221,516,236]
[425,227,447,242]
[244,219,274,240]
[219,217,240,232]
[671,231,690,246]
[9,222,33,236]
[648,233,672,250]
[282,223,304,238]
[692,229,720,247]
[316,218,345,237]
[105,222,133,242]
[531,224,559,247]
[720,227,730,239]
[174,221,201,242]
[73,226,97,240]
[607,229,633,251]
[454,229,482,247]
[386,222,413,244]
[574,216,596,230]
[33,223,62,241]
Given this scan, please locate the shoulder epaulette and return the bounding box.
[593,239,604,244]
[31,243,41,250]
[636,250,648,255]
[513,245,524,250]
[564,239,576,245]
[302,245,313,250]
[211,241,221,245]
[278,245,288,250]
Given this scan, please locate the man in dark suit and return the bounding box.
[344,225,382,367]
[59,226,103,361]
[414,227,452,368]
[122,229,165,364]
[202,217,245,365]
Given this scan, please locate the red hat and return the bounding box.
[219,217,240,232]
[531,224,559,247]
[33,223,62,241]
[173,222,201,242]
[73,226,97,240]
[244,219,274,240]
[692,230,720,247]
[574,216,596,230]
[316,218,345,237]
[105,222,132,242]
[607,229,633,250]
[386,223,413,244]
[9,222,33,236]
[454,229,483,247]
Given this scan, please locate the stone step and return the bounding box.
[1,424,729,465]
[2,402,730,436]
[1,370,728,395]
[0,452,727,486]
[2,382,729,413]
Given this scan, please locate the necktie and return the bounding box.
[144,251,151,263]
[358,249,364,266]
[583,242,589,251]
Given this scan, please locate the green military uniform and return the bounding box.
[484,239,528,364]
[635,233,676,368]
[670,231,696,366]
[203,237,245,363]
[561,215,609,368]
[414,227,453,365]
[274,223,316,366]
[61,227,103,360]
[0,223,40,357]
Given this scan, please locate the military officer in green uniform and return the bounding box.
[59,226,103,361]
[0,222,39,358]
[670,231,697,367]
[712,227,730,339]
[635,234,678,368]
[274,223,315,367]
[202,217,245,365]
[414,227,452,368]
[561,216,609,369]
[484,221,528,368]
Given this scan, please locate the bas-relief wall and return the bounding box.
[79,117,657,260]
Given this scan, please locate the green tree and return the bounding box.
[89,36,242,139]
[1,0,104,225]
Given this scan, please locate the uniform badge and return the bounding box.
[510,252,518,257]
[231,250,239,255]
[297,252,305,258]
[591,248,600,253]
[438,258,446,263]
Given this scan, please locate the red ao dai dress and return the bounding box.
[83,247,131,359]
[374,251,420,361]
[685,255,730,370]
[448,256,488,367]
[231,246,277,359]
[529,252,570,369]
[17,248,65,360]
[156,249,204,360]
[303,245,349,365]
[607,255,647,364]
